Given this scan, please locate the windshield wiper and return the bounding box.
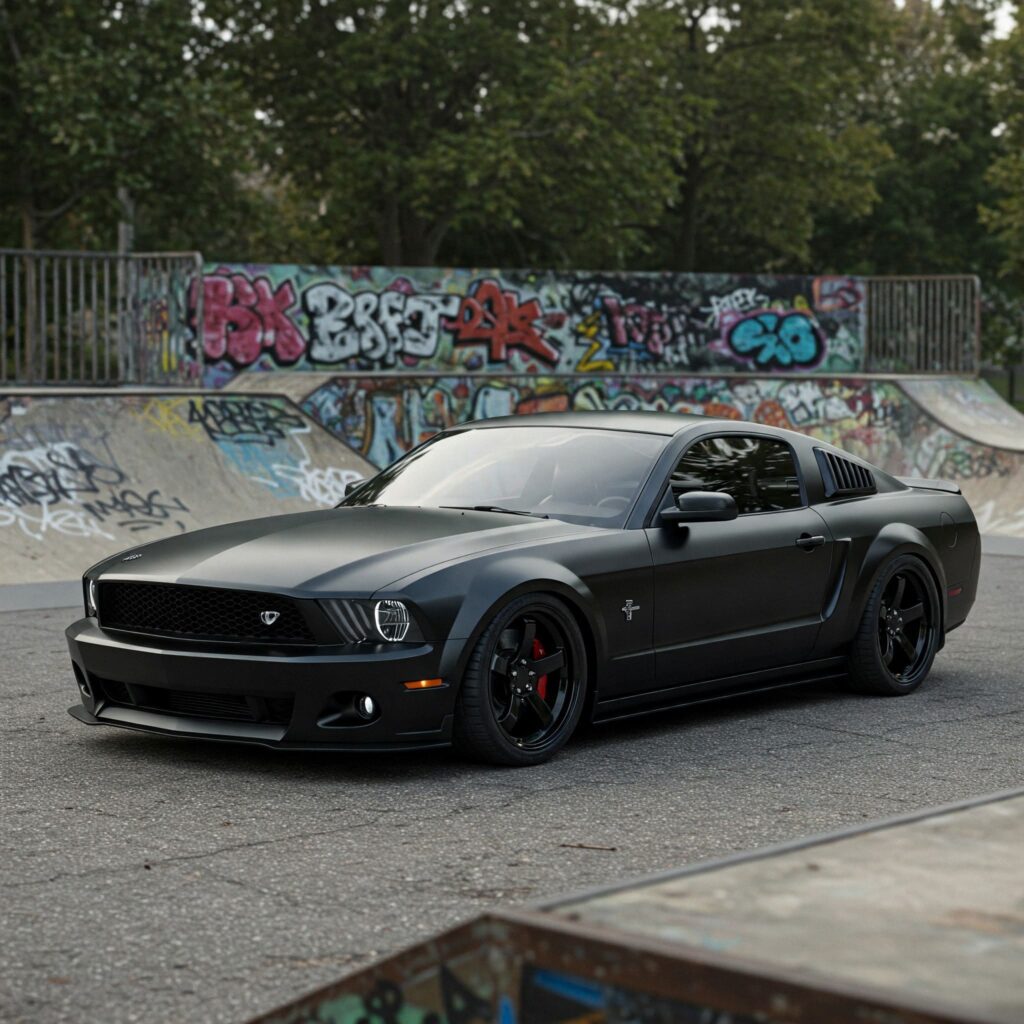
[441,505,549,519]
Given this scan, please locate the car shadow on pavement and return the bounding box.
[83,677,849,779]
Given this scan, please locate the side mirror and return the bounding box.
[660,490,738,525]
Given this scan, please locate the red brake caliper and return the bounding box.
[531,636,549,701]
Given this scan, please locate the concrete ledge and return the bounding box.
[0,580,81,612]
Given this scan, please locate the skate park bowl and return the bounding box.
[2,261,1022,609]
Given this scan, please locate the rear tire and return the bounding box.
[845,555,940,695]
[453,594,587,766]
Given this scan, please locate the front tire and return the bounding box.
[453,594,587,766]
[846,555,941,695]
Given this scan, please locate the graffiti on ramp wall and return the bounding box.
[189,266,867,386]
[0,394,370,550]
[300,374,1024,536]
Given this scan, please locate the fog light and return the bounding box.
[357,695,376,719]
[73,664,92,699]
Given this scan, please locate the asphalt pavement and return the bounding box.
[2,553,1022,1024]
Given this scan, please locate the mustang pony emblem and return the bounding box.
[260,611,281,626]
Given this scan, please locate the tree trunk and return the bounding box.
[676,154,702,272]
[377,197,403,265]
[377,200,451,266]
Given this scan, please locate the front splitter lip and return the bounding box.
[68,704,453,754]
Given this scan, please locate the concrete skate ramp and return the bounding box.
[901,377,1024,450]
[0,391,373,585]
[249,789,1024,1024]
[294,373,1024,537]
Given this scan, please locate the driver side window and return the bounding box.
[670,435,803,514]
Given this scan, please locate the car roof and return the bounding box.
[456,410,735,437]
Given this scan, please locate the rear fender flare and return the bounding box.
[851,524,948,635]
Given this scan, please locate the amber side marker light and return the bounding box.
[403,678,444,690]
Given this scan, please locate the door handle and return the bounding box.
[795,533,826,549]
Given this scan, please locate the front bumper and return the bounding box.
[66,618,456,751]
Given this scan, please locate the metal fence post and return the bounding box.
[0,248,203,385]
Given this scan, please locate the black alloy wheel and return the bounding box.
[454,594,587,765]
[846,555,940,695]
[877,570,933,681]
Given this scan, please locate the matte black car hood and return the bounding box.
[91,506,587,595]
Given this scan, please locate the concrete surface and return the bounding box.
[0,392,372,584]
[2,552,1022,1024]
[556,792,1024,1021]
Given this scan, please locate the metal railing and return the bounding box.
[0,255,984,384]
[865,275,980,374]
[0,249,203,386]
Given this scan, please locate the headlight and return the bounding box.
[320,598,424,644]
[374,600,411,642]
[85,578,98,617]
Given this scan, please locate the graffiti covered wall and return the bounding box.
[300,374,1024,536]
[0,393,372,583]
[191,266,867,386]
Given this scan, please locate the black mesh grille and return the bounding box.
[815,448,877,498]
[96,677,294,726]
[98,581,315,643]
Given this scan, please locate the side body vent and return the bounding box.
[814,448,877,499]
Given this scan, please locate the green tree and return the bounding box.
[980,6,1024,367]
[211,0,694,267]
[812,0,1008,279]
[0,0,259,253]
[981,6,1024,279]
[623,0,890,272]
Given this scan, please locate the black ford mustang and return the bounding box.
[67,412,980,765]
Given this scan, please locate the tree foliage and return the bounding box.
[626,0,891,272]
[0,0,1020,338]
[208,0,695,267]
[981,8,1024,278]
[0,0,261,252]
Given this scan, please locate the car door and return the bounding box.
[643,431,835,692]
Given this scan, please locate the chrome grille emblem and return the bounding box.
[260,610,281,626]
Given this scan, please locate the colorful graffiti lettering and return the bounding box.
[520,966,758,1023]
[724,310,824,369]
[812,275,864,313]
[189,267,866,384]
[447,278,558,366]
[194,270,306,367]
[303,280,458,366]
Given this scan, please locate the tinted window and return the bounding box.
[342,426,666,527]
[669,436,803,514]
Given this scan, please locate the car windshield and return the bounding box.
[341,426,667,527]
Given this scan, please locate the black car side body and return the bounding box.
[66,412,981,758]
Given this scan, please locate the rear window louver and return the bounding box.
[814,448,877,498]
